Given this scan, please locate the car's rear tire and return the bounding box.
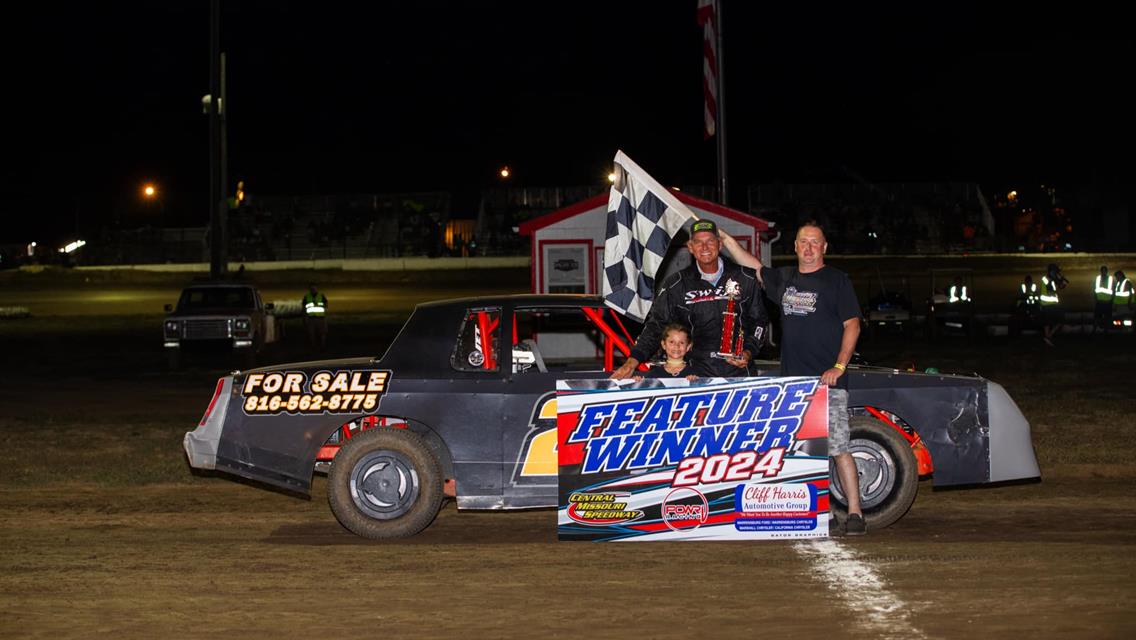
[327,428,443,539]
[829,415,919,530]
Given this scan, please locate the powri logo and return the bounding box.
[662,487,709,532]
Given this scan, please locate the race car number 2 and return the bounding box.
[240,370,390,415]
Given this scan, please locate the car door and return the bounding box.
[501,304,630,507]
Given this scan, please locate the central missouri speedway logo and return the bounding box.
[662,487,709,532]
[565,492,645,526]
[565,379,818,476]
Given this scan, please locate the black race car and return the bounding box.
[184,295,1040,539]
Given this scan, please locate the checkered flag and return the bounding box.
[602,151,697,321]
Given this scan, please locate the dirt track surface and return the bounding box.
[2,477,1133,639]
[2,278,1135,638]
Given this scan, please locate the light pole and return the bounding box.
[143,183,166,261]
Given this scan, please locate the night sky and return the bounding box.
[3,1,1128,244]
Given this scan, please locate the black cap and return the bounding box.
[690,220,718,236]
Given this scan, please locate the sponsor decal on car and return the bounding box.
[241,370,391,415]
[511,393,559,486]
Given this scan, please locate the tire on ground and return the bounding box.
[327,428,444,539]
[829,415,919,530]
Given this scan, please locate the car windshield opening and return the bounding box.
[178,288,255,311]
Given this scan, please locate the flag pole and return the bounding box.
[714,0,728,206]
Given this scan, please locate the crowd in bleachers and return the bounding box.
[221,193,456,261]
[750,182,993,255]
[53,181,1084,267]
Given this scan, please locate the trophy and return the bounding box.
[714,278,745,360]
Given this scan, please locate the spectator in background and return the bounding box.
[1093,265,1114,333]
[1040,263,1068,346]
[1113,270,1132,326]
[1019,275,1039,314]
[303,283,329,352]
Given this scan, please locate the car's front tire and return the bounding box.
[829,415,919,530]
[327,428,443,539]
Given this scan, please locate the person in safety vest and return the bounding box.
[949,276,971,304]
[1114,270,1133,328]
[1040,263,1067,346]
[1018,274,1039,321]
[1020,275,1039,306]
[1093,265,1114,333]
[303,283,329,352]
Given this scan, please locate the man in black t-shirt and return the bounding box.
[757,223,867,536]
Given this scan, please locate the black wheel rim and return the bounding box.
[349,450,421,520]
[830,438,898,510]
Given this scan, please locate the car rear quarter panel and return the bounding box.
[842,369,1039,486]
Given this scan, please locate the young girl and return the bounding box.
[643,323,696,380]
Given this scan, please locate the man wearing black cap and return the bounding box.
[611,219,767,379]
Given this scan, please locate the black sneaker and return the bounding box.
[828,517,843,537]
[845,513,868,536]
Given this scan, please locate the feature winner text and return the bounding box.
[566,380,819,484]
[241,370,390,415]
